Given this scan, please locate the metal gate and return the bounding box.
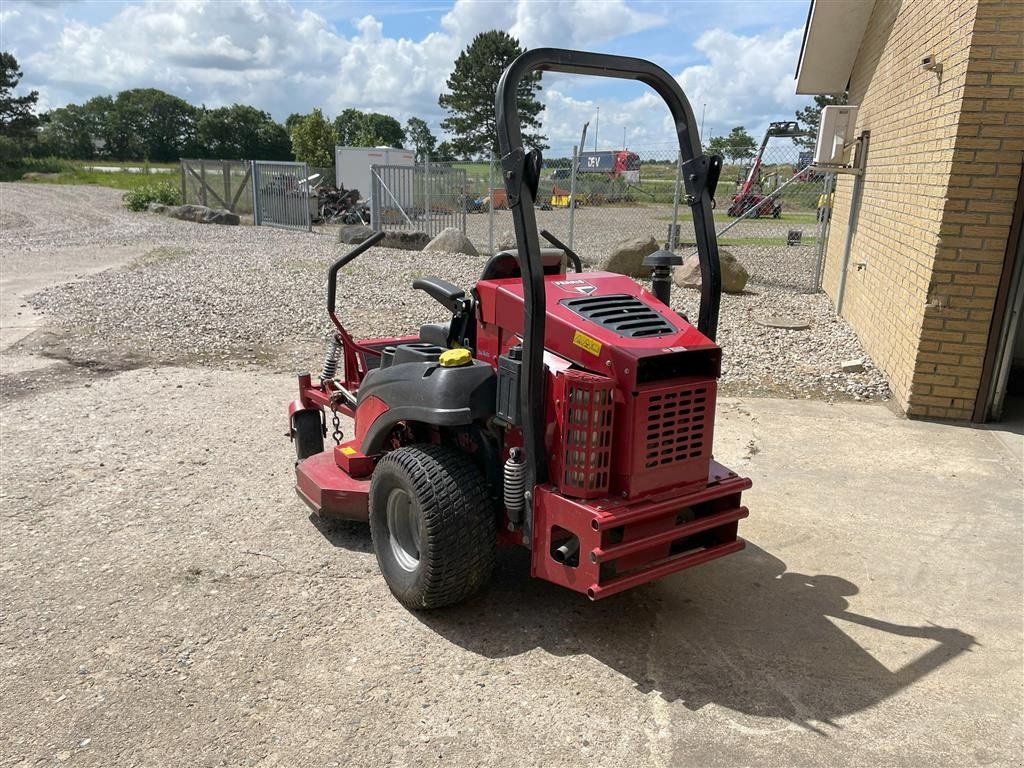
[370,162,467,237]
[251,160,312,231]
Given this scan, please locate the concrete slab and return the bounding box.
[1,372,1020,766]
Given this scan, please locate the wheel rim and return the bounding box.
[385,487,421,572]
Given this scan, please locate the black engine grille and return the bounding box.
[561,294,676,338]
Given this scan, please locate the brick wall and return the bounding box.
[913,0,1023,419]
[820,0,1023,418]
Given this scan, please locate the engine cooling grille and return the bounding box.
[557,370,614,498]
[561,294,676,338]
[639,385,710,468]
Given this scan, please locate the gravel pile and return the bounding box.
[6,183,888,401]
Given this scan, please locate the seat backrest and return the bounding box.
[480,248,566,281]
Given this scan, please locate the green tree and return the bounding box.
[335,109,406,148]
[106,88,198,161]
[197,104,290,160]
[795,93,848,149]
[0,52,39,147]
[433,140,458,162]
[707,126,757,163]
[333,108,363,145]
[438,30,546,157]
[290,108,337,166]
[284,112,306,136]
[405,116,436,161]
[356,112,405,148]
[36,96,113,159]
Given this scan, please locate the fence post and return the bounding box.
[568,144,579,250]
[199,159,207,207]
[180,160,187,205]
[813,172,835,292]
[669,151,682,251]
[370,166,380,233]
[223,161,231,212]
[250,161,260,226]
[424,156,431,231]
[487,152,496,255]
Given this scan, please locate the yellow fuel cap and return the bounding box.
[438,348,473,367]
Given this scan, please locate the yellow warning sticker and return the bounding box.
[572,330,603,357]
[340,445,357,455]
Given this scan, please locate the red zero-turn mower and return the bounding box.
[287,49,751,609]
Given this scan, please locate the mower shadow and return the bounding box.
[414,543,975,731]
[308,514,373,554]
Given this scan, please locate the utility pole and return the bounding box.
[622,126,626,149]
[700,103,706,139]
[594,106,599,151]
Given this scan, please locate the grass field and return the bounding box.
[1,158,179,189]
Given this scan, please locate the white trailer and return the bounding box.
[334,146,415,200]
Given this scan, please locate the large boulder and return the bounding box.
[424,227,479,257]
[496,228,517,252]
[673,249,749,294]
[382,230,430,251]
[337,224,375,244]
[599,235,659,278]
[167,204,240,225]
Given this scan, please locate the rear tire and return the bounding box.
[292,410,324,461]
[369,444,496,609]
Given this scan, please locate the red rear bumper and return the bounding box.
[531,460,750,599]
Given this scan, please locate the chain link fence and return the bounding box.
[462,144,833,293]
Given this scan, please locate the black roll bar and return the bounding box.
[495,48,723,528]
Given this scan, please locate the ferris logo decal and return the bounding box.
[553,279,597,295]
[572,330,603,357]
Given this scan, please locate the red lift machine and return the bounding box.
[287,49,751,609]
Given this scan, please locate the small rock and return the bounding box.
[840,359,865,373]
[754,315,810,330]
[423,227,478,257]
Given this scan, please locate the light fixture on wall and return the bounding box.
[921,54,943,77]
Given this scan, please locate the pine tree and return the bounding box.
[438,30,546,158]
[0,52,39,144]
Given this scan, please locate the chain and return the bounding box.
[331,408,343,445]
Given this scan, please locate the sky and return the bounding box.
[0,0,813,155]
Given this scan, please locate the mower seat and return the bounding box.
[480,248,566,281]
[419,322,450,347]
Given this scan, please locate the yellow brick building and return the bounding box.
[796,0,1023,422]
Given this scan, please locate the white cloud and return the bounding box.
[679,28,807,140]
[8,0,806,156]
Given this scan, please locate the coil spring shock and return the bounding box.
[503,447,525,523]
[320,336,342,381]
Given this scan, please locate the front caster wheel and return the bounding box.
[369,444,496,609]
[292,410,324,462]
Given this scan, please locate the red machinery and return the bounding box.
[288,49,750,609]
[727,121,809,218]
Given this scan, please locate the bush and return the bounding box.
[123,181,181,211]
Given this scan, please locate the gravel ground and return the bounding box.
[465,205,826,292]
[4,184,889,403]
